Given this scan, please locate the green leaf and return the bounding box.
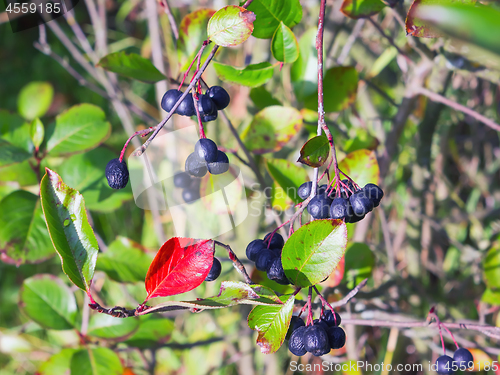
[96,237,152,283]
[247,295,294,354]
[481,288,500,306]
[124,316,174,348]
[249,86,282,109]
[212,61,275,87]
[340,0,386,19]
[207,6,255,47]
[344,243,375,288]
[266,158,309,205]
[178,9,215,70]
[282,220,348,287]
[46,104,111,156]
[70,348,123,375]
[20,274,77,330]
[271,22,299,63]
[298,135,330,167]
[291,28,318,101]
[0,139,32,168]
[40,168,99,292]
[414,3,500,55]
[39,349,78,375]
[343,129,379,153]
[241,106,303,154]
[405,0,476,38]
[87,314,139,340]
[0,110,33,152]
[30,118,44,150]
[58,147,133,213]
[305,66,358,112]
[97,51,165,83]
[484,246,500,289]
[245,0,302,39]
[0,190,54,265]
[338,149,380,187]
[17,81,54,120]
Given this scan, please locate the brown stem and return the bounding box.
[160,0,179,41]
[213,241,253,284]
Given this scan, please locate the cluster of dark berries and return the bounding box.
[173,171,201,204]
[185,138,229,177]
[245,232,290,285]
[161,85,230,122]
[105,158,129,190]
[298,180,383,223]
[205,258,222,282]
[287,311,345,357]
[435,348,474,375]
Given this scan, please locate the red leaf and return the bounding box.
[144,237,215,301]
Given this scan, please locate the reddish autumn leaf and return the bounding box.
[144,237,215,301]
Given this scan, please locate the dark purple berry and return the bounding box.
[313,319,329,331]
[255,249,274,271]
[288,326,307,356]
[349,191,374,216]
[303,325,330,356]
[206,86,230,110]
[340,179,356,198]
[330,197,349,220]
[435,355,454,375]
[201,111,218,122]
[197,94,216,116]
[322,310,341,327]
[176,93,195,116]
[185,152,207,178]
[364,183,384,207]
[298,181,312,200]
[173,171,191,188]
[207,151,229,175]
[326,326,346,349]
[205,258,221,281]
[195,138,218,163]
[453,348,473,370]
[266,256,289,285]
[286,316,305,340]
[161,89,182,113]
[182,187,200,204]
[308,195,332,219]
[106,158,129,190]
[264,232,284,249]
[246,239,266,262]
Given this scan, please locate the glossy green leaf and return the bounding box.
[212,61,274,87]
[46,104,111,156]
[271,22,299,63]
[249,86,282,109]
[39,349,78,375]
[247,295,294,354]
[266,158,309,206]
[344,243,375,288]
[178,9,215,70]
[17,81,53,120]
[414,3,500,55]
[338,149,380,187]
[245,0,302,39]
[484,246,500,289]
[291,28,318,101]
[87,314,139,340]
[30,118,44,150]
[20,274,77,330]
[207,6,255,47]
[124,316,174,348]
[241,106,303,154]
[298,135,330,167]
[0,110,33,152]
[97,51,165,83]
[341,0,385,19]
[282,220,348,287]
[0,190,54,265]
[96,237,152,283]
[58,148,133,213]
[40,168,99,292]
[0,160,38,186]
[0,139,32,168]
[305,66,358,112]
[70,348,123,375]
[405,0,476,38]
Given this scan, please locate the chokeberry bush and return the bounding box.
[1,0,500,374]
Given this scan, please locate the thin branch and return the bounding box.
[214,241,253,284]
[368,17,411,63]
[160,0,179,41]
[329,278,368,308]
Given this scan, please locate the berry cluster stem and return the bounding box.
[429,310,460,351]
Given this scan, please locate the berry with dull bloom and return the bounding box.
[288,326,307,356]
[173,171,192,188]
[246,239,266,262]
[207,151,229,175]
[326,326,346,349]
[264,232,284,249]
[435,355,455,375]
[255,249,274,271]
[161,89,182,113]
[266,256,290,285]
[185,152,208,177]
[453,348,473,370]
[176,92,195,116]
[205,258,221,281]
[106,158,129,189]
[303,325,330,356]
[194,138,218,163]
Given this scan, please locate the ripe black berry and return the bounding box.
[264,232,284,249]
[182,187,200,204]
[298,181,312,200]
[322,310,341,327]
[349,190,374,216]
[364,183,384,207]
[105,158,129,189]
[266,257,289,285]
[194,138,218,163]
[246,239,266,262]
[330,197,350,220]
[207,151,229,175]
[453,348,473,370]
[435,355,454,375]
[206,86,230,110]
[185,153,208,177]
[340,179,356,198]
[318,184,328,195]
[303,325,330,356]
[176,93,195,116]
[286,316,305,339]
[161,89,182,113]
[255,249,274,271]
[197,94,216,117]
[173,171,192,188]
[326,326,346,349]
[308,194,332,219]
[313,319,329,331]
[288,326,307,356]
[205,257,222,281]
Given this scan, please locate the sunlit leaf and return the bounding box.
[17,81,53,120]
[97,51,165,83]
[207,6,255,47]
[212,61,274,87]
